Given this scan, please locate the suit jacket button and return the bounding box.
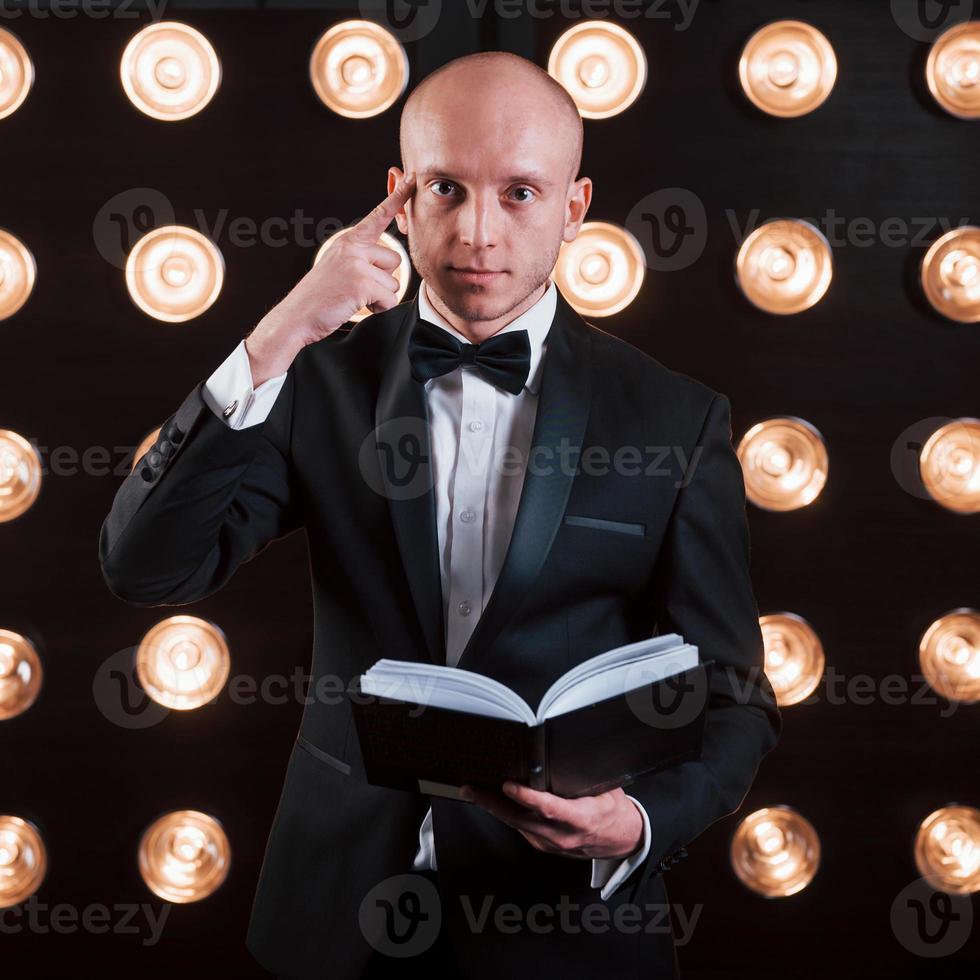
[140,465,155,482]
[147,451,163,467]
[165,422,184,444]
[158,440,174,457]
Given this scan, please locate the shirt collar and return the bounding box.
[417,277,556,395]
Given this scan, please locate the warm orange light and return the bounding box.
[737,417,828,511]
[739,20,837,117]
[0,28,33,121]
[0,629,42,721]
[0,228,36,321]
[919,609,980,704]
[920,226,980,323]
[120,21,221,121]
[0,429,42,523]
[731,805,820,897]
[926,21,980,119]
[918,418,980,513]
[310,20,408,118]
[136,615,230,710]
[760,613,824,707]
[553,221,645,316]
[138,810,231,903]
[0,816,47,908]
[314,229,411,321]
[548,21,646,119]
[125,225,224,322]
[914,805,980,895]
[736,219,833,314]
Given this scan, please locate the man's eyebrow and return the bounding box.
[418,170,556,188]
[503,172,555,187]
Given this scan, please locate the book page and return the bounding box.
[538,635,698,720]
[359,660,537,725]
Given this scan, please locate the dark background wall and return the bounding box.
[2,1,977,976]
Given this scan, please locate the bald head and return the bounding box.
[400,51,583,187]
[389,50,592,341]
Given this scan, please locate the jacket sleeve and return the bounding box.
[98,359,303,608]
[625,392,782,897]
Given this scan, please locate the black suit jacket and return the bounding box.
[99,286,781,979]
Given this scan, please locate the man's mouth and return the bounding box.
[449,268,506,283]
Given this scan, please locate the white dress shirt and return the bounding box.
[201,277,652,900]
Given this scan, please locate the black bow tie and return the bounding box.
[407,317,531,395]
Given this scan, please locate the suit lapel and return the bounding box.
[374,294,446,666]
[374,287,593,671]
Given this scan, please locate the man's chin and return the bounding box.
[436,282,513,322]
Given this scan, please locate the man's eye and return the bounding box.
[430,181,456,197]
[511,187,535,203]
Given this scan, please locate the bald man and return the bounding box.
[100,51,780,980]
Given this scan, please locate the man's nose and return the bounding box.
[457,193,500,249]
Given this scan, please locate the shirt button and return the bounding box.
[468,419,484,432]
[459,508,475,523]
[458,601,472,616]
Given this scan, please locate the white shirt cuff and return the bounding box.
[591,795,651,900]
[201,338,288,430]
[413,806,435,870]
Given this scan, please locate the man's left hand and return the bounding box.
[460,781,644,860]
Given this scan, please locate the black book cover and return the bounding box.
[348,660,714,799]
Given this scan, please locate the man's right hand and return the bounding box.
[244,171,417,386]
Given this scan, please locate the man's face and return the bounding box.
[392,89,590,326]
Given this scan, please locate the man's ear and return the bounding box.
[563,176,592,242]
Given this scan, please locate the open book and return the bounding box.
[349,633,713,799]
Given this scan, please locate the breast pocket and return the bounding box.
[561,514,647,537]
